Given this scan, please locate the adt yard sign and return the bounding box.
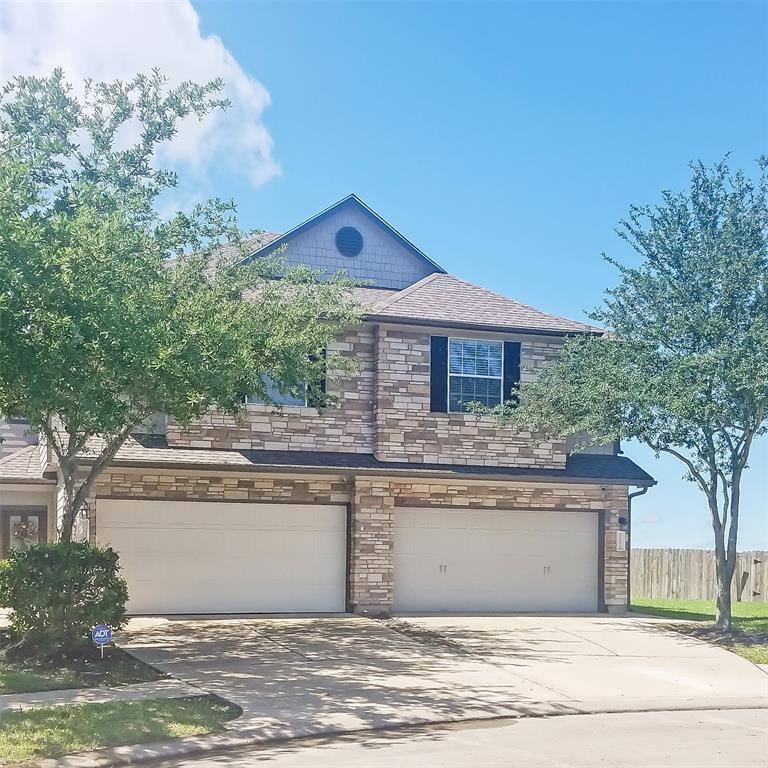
[91,624,112,658]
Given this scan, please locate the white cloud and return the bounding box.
[0,0,280,189]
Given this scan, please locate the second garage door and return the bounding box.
[394,508,599,612]
[96,499,347,615]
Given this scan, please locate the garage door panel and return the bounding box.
[395,508,598,612]
[96,500,346,614]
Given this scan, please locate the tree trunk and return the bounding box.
[715,555,734,632]
[716,461,744,633]
[55,429,134,542]
[58,462,78,543]
[709,489,734,633]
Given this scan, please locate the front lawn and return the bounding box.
[632,599,768,664]
[0,695,240,763]
[0,633,165,695]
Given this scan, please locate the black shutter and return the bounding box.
[430,336,448,412]
[503,341,521,404]
[307,347,327,407]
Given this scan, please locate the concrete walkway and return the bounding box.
[0,678,201,712]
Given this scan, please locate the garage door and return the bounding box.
[394,508,598,612]
[96,499,347,614]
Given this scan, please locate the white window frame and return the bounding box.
[447,337,504,413]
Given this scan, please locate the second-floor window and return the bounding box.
[243,376,307,407]
[448,338,503,412]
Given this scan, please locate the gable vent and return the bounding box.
[335,226,364,258]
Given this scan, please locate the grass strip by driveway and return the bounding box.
[0,634,165,695]
[0,694,240,764]
[632,599,768,664]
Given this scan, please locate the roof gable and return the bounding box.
[246,194,445,289]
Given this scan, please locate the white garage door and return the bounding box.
[395,508,598,612]
[96,499,347,614]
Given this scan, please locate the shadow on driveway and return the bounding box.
[121,614,768,742]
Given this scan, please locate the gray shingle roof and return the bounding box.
[0,445,52,483]
[366,273,600,335]
[91,436,654,486]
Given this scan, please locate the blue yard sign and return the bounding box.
[91,624,112,658]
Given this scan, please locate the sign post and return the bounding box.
[91,624,112,659]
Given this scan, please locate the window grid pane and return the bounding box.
[448,338,503,412]
[448,338,502,377]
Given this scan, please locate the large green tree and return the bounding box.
[483,159,767,631]
[0,70,359,541]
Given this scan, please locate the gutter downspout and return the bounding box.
[627,485,651,609]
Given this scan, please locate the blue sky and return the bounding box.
[2,1,763,550]
[188,0,767,550]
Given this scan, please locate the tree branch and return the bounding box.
[71,426,135,514]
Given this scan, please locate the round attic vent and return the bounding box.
[335,226,363,258]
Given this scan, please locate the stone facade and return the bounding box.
[167,327,376,453]
[167,323,567,469]
[93,467,630,614]
[374,326,567,467]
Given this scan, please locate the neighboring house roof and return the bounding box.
[0,445,53,484]
[211,231,282,264]
[165,230,281,275]
[244,194,447,276]
[88,436,655,487]
[366,273,600,336]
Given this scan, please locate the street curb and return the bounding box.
[38,700,768,768]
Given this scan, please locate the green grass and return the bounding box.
[0,695,240,763]
[0,636,165,695]
[631,599,768,633]
[632,599,768,664]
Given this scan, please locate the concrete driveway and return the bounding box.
[122,614,768,741]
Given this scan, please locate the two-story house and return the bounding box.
[0,194,654,617]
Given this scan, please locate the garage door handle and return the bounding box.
[543,565,551,575]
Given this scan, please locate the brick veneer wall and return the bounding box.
[373,327,568,468]
[164,324,568,469]
[166,327,376,453]
[93,468,629,614]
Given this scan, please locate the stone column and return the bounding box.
[603,487,630,613]
[348,477,395,616]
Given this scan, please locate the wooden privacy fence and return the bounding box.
[631,548,768,602]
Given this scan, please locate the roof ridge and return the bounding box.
[244,195,446,274]
[442,274,600,332]
[368,272,443,312]
[0,443,36,466]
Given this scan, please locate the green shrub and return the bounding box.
[0,542,128,657]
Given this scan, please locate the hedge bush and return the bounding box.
[0,542,128,657]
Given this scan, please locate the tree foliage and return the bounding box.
[485,158,768,630]
[0,70,360,540]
